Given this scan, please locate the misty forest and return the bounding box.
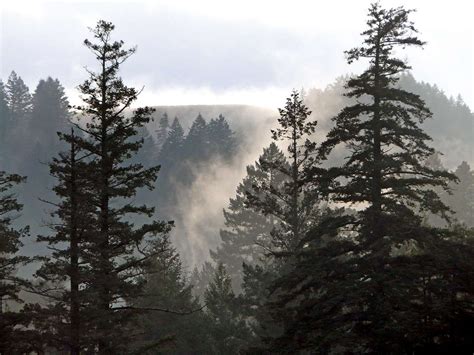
[1,3,473,354]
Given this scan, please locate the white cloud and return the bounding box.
[1,0,472,108]
[1,1,46,20]
[134,85,292,108]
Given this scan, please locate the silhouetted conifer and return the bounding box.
[204,263,250,354]
[270,4,462,352]
[0,170,30,353]
[70,20,172,353]
[210,142,287,291]
[34,129,94,354]
[134,235,209,353]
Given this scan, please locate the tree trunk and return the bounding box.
[69,130,81,355]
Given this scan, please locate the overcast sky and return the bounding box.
[1,0,473,108]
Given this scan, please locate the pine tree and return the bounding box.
[265,210,357,352]
[247,90,322,253]
[30,77,70,149]
[0,170,30,353]
[22,77,71,204]
[210,142,287,291]
[422,152,448,227]
[134,235,209,354]
[239,262,281,352]
[70,20,172,353]
[204,263,251,354]
[159,116,184,169]
[207,114,237,160]
[33,129,95,354]
[408,225,474,353]
[131,126,156,169]
[270,4,459,352]
[155,112,169,151]
[182,113,208,162]
[222,92,326,352]
[319,3,455,232]
[4,72,32,161]
[189,261,216,301]
[6,71,32,123]
[446,161,474,227]
[156,116,185,210]
[0,81,9,161]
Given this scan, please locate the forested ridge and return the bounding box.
[0,3,473,354]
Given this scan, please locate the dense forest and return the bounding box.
[0,3,473,354]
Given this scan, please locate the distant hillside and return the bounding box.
[143,77,473,169]
[304,74,473,168]
[2,74,472,271]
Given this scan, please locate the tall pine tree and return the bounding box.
[70,20,172,353]
[247,90,322,253]
[242,91,329,352]
[269,4,461,352]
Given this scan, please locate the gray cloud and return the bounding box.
[2,1,471,108]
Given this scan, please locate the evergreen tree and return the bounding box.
[204,263,251,354]
[317,3,455,232]
[4,72,32,161]
[446,161,474,227]
[134,235,209,354]
[247,90,322,253]
[0,81,9,161]
[159,117,184,169]
[33,129,95,354]
[218,92,326,352]
[407,225,474,353]
[0,170,30,353]
[422,152,448,227]
[155,112,170,151]
[6,71,32,123]
[189,261,216,301]
[132,126,156,169]
[207,114,237,160]
[22,77,71,204]
[30,77,70,149]
[70,20,172,353]
[210,142,287,291]
[182,113,208,162]
[239,262,280,352]
[270,4,460,352]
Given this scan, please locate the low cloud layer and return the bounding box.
[1,0,472,108]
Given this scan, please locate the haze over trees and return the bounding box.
[0,3,472,354]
